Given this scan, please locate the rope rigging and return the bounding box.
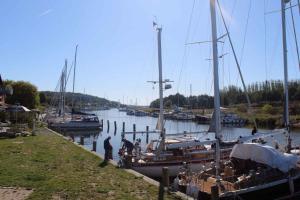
[239,0,252,67]
[264,0,268,81]
[216,0,257,129]
[177,0,196,94]
[289,1,300,70]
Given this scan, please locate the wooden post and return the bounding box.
[107,120,110,133]
[146,126,149,144]
[114,121,117,132]
[211,185,219,200]
[162,167,169,190]
[133,124,136,141]
[158,182,164,200]
[122,122,125,133]
[289,174,294,195]
[92,140,97,151]
[80,136,84,145]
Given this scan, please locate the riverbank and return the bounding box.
[0,127,180,200]
[140,105,300,130]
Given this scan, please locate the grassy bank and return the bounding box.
[0,128,179,200]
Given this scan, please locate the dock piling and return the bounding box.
[146,126,149,144]
[133,124,136,141]
[122,122,125,133]
[92,141,97,151]
[114,121,117,134]
[80,136,84,145]
[107,120,110,133]
[162,167,169,190]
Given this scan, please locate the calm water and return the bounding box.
[61,108,300,161]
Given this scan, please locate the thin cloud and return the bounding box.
[39,9,53,17]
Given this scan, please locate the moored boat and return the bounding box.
[48,115,102,131]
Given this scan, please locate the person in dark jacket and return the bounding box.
[122,138,134,155]
[104,136,113,161]
[251,126,257,135]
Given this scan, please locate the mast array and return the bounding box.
[72,45,78,110]
[147,24,173,153]
[157,27,165,140]
[209,0,221,181]
[59,60,68,119]
[281,0,291,152]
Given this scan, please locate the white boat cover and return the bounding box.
[236,129,286,143]
[230,143,300,173]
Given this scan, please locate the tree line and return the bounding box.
[150,80,300,109]
[3,80,118,109]
[40,91,119,108]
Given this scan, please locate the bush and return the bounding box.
[261,104,275,115]
[290,103,300,115]
[0,111,7,122]
[4,80,39,109]
[256,117,277,129]
[236,104,247,113]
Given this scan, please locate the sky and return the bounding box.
[1,0,300,105]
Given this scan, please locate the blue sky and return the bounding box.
[1,0,300,105]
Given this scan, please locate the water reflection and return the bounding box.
[61,130,101,146]
[55,108,300,161]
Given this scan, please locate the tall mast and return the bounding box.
[62,59,67,119]
[59,69,64,117]
[72,45,78,110]
[157,27,165,141]
[281,0,291,151]
[210,0,221,180]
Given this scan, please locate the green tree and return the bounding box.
[164,99,172,108]
[4,80,40,109]
[39,92,47,104]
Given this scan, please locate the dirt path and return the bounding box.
[0,187,33,200]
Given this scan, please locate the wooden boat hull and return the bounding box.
[197,174,300,200]
[132,160,212,178]
[122,148,232,178]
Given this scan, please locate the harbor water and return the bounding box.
[60,108,300,161]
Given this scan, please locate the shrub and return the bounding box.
[236,104,247,113]
[261,104,275,115]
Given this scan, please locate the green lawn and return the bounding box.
[0,128,179,200]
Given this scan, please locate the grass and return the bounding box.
[0,128,180,200]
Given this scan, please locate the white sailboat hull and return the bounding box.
[132,161,210,178]
[49,121,101,131]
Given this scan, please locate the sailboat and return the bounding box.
[46,46,102,131]
[175,0,300,199]
[117,23,262,178]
